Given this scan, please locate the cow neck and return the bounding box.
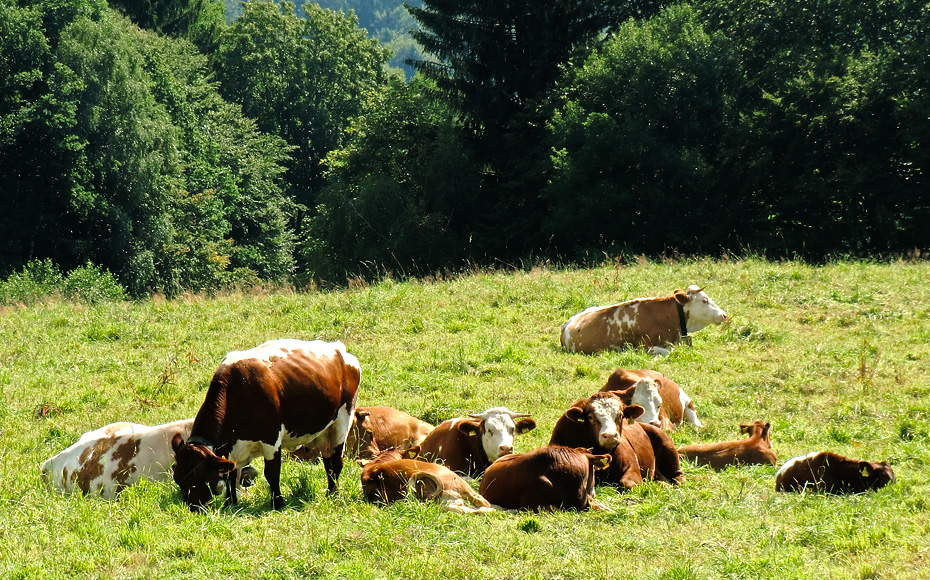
[675,302,689,338]
[189,375,229,454]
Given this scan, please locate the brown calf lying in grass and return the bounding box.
[359,448,493,514]
[678,420,777,470]
[775,451,895,494]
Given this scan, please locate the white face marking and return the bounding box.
[589,397,621,448]
[678,389,703,427]
[630,379,662,426]
[481,411,517,462]
[683,288,727,331]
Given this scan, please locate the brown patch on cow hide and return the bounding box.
[74,438,116,494]
[113,438,141,490]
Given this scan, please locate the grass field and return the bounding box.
[2,258,929,579]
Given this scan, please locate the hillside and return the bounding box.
[2,258,929,578]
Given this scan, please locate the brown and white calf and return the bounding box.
[172,339,361,510]
[348,406,434,460]
[549,392,683,489]
[775,452,895,494]
[560,285,727,355]
[412,407,537,477]
[478,446,612,511]
[601,368,703,429]
[41,419,194,499]
[678,420,777,470]
[360,449,492,514]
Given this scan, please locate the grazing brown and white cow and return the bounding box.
[775,452,895,494]
[560,285,727,355]
[601,368,703,429]
[172,339,361,510]
[412,407,537,477]
[42,419,193,498]
[360,448,493,514]
[678,420,777,470]
[549,392,683,489]
[478,446,612,511]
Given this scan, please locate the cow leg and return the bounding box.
[225,469,239,507]
[264,450,284,510]
[322,443,345,495]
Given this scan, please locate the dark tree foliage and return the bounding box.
[107,0,226,52]
[306,74,480,285]
[214,0,391,222]
[543,4,735,258]
[694,0,930,256]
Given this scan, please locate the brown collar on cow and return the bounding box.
[676,301,689,338]
[187,435,214,450]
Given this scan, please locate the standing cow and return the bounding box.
[478,446,612,511]
[412,407,537,477]
[560,285,727,354]
[775,452,895,494]
[601,368,703,430]
[172,339,361,510]
[549,392,683,489]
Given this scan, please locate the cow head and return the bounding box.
[466,407,537,462]
[565,392,644,450]
[171,433,236,510]
[859,460,895,490]
[679,285,727,332]
[624,378,663,427]
[740,420,772,445]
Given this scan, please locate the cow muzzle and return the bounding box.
[599,432,620,449]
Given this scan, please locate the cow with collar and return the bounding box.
[411,407,537,477]
[549,392,683,489]
[560,285,727,355]
[172,339,361,510]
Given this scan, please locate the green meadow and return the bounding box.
[2,258,928,579]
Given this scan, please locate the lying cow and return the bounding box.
[775,451,895,494]
[172,339,361,510]
[560,285,727,355]
[601,368,702,429]
[549,392,683,489]
[360,448,492,514]
[412,407,537,477]
[290,406,434,462]
[678,420,777,470]
[42,419,194,499]
[478,446,612,511]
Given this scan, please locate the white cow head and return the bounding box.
[629,378,663,427]
[682,285,727,332]
[468,407,537,462]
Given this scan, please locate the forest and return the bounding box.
[2,0,928,296]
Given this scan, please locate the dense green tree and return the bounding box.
[215,0,390,217]
[543,4,735,257]
[107,0,226,52]
[305,74,479,284]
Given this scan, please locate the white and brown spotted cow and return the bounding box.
[41,419,194,498]
[601,368,703,430]
[172,339,361,510]
[560,285,727,355]
[412,407,537,477]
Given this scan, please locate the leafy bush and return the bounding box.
[0,259,125,305]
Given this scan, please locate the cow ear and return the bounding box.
[515,418,537,434]
[565,407,585,423]
[355,409,371,421]
[623,405,645,423]
[171,433,185,453]
[457,421,481,437]
[859,462,874,477]
[404,446,420,459]
[212,456,236,477]
[674,290,691,305]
